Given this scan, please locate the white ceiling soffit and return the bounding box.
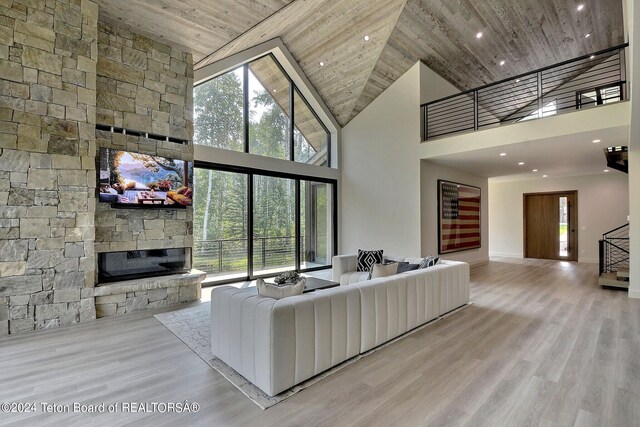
[426,125,630,182]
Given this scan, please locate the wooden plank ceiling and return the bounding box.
[97,0,625,127]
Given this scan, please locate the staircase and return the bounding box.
[598,223,630,289]
[603,146,628,173]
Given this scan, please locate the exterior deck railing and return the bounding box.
[421,44,628,140]
[193,235,326,275]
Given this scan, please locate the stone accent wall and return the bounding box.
[96,21,193,141]
[0,0,98,335]
[93,23,194,264]
[0,3,197,335]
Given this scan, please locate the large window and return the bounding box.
[253,175,296,275]
[193,169,248,280]
[193,166,336,282]
[300,180,333,269]
[248,56,290,160]
[294,89,329,166]
[194,54,331,166]
[193,68,244,151]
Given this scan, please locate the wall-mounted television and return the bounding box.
[98,148,193,209]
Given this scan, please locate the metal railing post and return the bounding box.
[537,71,543,117]
[218,240,223,273]
[262,238,266,269]
[473,91,478,130]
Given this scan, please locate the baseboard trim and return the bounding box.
[489,252,522,259]
[628,289,640,299]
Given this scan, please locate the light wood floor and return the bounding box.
[1,259,639,427]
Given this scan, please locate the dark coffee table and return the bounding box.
[302,277,340,293]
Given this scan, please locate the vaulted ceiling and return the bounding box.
[95,0,625,127]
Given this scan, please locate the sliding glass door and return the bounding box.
[300,180,333,269]
[193,166,336,282]
[252,175,296,276]
[193,169,248,281]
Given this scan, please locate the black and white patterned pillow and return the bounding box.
[357,249,383,272]
[419,256,440,269]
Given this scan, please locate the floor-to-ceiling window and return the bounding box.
[252,175,296,276]
[193,166,336,282]
[192,169,248,281]
[300,180,333,269]
[193,53,336,283]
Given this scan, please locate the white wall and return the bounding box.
[420,63,459,104]
[340,62,422,256]
[626,0,640,298]
[421,161,489,264]
[489,173,629,263]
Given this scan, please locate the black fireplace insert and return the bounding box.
[97,248,191,284]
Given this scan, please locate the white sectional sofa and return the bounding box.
[211,255,469,396]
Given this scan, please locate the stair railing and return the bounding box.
[598,223,629,276]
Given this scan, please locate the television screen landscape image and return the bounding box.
[98,148,193,208]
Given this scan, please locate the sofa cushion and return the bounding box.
[340,271,370,285]
[357,249,383,272]
[257,277,306,299]
[369,262,398,279]
[397,262,420,274]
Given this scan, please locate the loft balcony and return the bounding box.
[421,44,628,141]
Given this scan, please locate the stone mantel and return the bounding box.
[93,269,205,318]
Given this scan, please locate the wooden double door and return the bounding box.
[524,191,577,261]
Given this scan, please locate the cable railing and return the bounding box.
[421,44,628,140]
[193,235,325,275]
[598,223,629,276]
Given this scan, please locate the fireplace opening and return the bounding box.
[98,248,191,284]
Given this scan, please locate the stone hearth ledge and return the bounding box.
[93,269,206,318]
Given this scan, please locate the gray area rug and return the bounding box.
[155,301,471,410]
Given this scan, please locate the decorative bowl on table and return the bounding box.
[273,271,300,285]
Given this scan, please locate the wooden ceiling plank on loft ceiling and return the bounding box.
[349,0,624,124]
[102,0,626,127]
[199,0,331,68]
[96,0,295,63]
[286,0,408,124]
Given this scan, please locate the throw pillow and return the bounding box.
[419,256,441,269]
[369,262,398,280]
[397,262,420,273]
[256,277,306,299]
[357,249,383,272]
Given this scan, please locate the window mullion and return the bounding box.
[289,80,295,162]
[243,64,249,153]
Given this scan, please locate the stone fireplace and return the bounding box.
[0,1,202,336]
[93,247,203,318]
[97,248,191,283]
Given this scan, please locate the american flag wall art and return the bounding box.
[438,180,481,254]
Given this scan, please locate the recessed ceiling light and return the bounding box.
[518,162,525,165]
[577,4,584,11]
[590,55,595,59]
[532,169,538,172]
[319,61,325,67]
[364,35,370,42]
[585,33,591,38]
[543,174,548,178]
[500,60,506,66]
[273,89,277,92]
[476,32,483,39]
[592,139,601,143]
[499,153,507,156]
[515,78,521,83]
[604,169,610,173]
